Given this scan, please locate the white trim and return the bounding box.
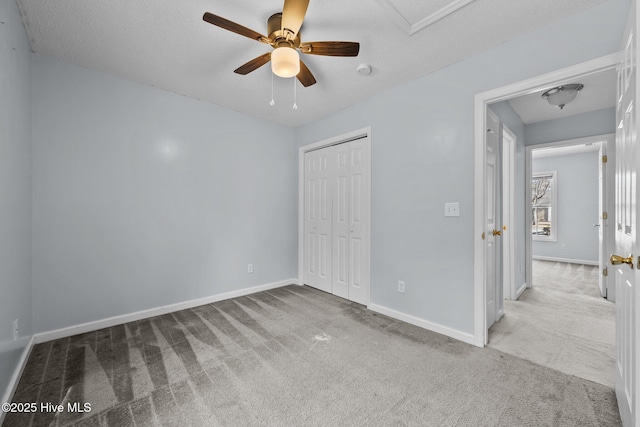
[525,145,533,290]
[528,134,614,150]
[474,53,620,347]
[368,303,476,345]
[409,0,477,35]
[473,88,487,347]
[515,282,527,300]
[376,0,477,35]
[532,143,601,158]
[602,137,616,301]
[0,335,35,424]
[476,53,620,104]
[532,255,599,266]
[33,279,296,344]
[298,127,372,305]
[531,170,557,242]
[525,133,615,290]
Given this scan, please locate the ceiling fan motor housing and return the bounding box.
[268,13,301,47]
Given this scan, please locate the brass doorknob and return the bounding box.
[610,254,634,269]
[492,229,502,236]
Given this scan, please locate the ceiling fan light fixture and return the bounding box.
[541,84,584,109]
[271,46,300,78]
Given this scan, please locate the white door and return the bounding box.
[613,2,639,424]
[303,135,371,304]
[332,143,350,299]
[346,138,371,305]
[303,148,333,293]
[486,109,500,330]
[502,126,516,301]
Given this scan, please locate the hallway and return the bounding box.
[488,260,615,387]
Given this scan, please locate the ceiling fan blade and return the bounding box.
[300,41,360,57]
[297,60,316,87]
[281,0,309,38]
[234,52,272,75]
[203,12,269,44]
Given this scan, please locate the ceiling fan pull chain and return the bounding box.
[293,77,298,110]
[270,72,275,106]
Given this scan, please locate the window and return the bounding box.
[531,171,557,241]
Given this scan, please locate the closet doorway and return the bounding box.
[298,127,371,305]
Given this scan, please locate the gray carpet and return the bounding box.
[488,287,615,388]
[489,260,614,388]
[532,260,602,299]
[4,285,620,426]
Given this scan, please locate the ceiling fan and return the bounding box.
[202,0,360,87]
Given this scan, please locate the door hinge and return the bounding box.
[481,232,485,240]
[602,211,608,220]
[603,267,608,277]
[602,155,608,163]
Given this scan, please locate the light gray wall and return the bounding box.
[489,101,527,290]
[32,55,297,333]
[0,0,33,400]
[525,107,616,146]
[532,152,599,262]
[294,0,628,334]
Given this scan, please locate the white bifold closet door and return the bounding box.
[304,147,333,293]
[304,138,370,305]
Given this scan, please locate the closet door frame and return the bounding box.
[298,127,372,305]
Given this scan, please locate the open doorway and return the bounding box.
[476,58,617,387]
[490,135,616,387]
[528,135,615,301]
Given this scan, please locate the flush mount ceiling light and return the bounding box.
[271,46,300,78]
[541,84,584,109]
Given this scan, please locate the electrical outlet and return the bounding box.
[561,244,566,250]
[247,264,253,274]
[397,280,405,293]
[13,319,18,341]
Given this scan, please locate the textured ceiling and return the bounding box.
[16,0,608,127]
[507,68,617,124]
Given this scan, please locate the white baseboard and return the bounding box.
[515,282,527,299]
[0,335,35,424]
[532,255,598,266]
[367,303,475,346]
[34,278,297,344]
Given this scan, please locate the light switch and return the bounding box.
[445,202,460,217]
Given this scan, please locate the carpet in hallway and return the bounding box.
[533,260,602,299]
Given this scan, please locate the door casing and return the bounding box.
[524,134,614,297]
[473,53,620,346]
